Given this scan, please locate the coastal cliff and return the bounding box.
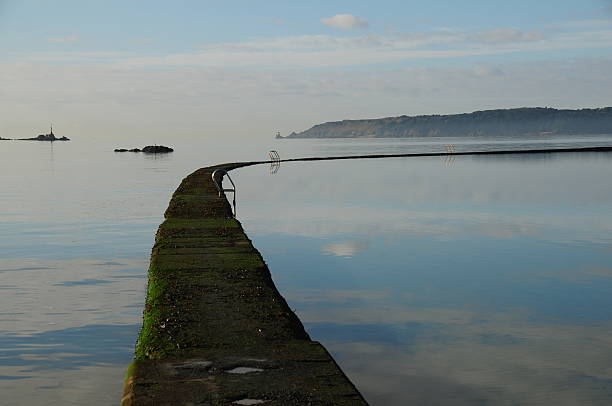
[283,107,612,139]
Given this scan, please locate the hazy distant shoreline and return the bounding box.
[282,107,612,139]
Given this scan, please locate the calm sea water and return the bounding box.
[1,135,611,405]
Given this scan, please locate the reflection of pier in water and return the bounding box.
[212,168,237,217]
[444,144,456,166]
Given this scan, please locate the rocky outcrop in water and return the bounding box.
[19,134,69,141]
[114,145,173,153]
[142,145,173,153]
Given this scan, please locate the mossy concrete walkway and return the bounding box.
[122,163,367,406]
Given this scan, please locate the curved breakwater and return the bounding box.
[123,145,611,405]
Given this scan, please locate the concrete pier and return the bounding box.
[122,146,612,405]
[121,163,367,406]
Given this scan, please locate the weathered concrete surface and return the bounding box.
[122,163,367,406]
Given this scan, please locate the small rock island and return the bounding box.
[114,145,174,153]
[19,125,69,141]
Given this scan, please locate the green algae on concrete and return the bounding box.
[122,164,367,406]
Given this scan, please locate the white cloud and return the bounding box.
[46,36,79,43]
[470,28,544,43]
[1,56,611,141]
[103,27,611,69]
[321,14,369,30]
[14,23,610,71]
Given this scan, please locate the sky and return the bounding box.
[0,0,611,141]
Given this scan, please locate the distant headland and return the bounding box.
[280,107,612,139]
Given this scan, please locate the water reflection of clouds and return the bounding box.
[297,301,477,326]
[245,205,611,248]
[53,278,112,286]
[295,296,612,405]
[0,266,54,273]
[538,265,612,283]
[238,155,612,209]
[287,289,390,304]
[330,340,612,405]
[0,258,146,405]
[0,324,138,371]
[0,258,146,334]
[240,150,612,404]
[321,240,369,257]
[1,363,131,405]
[335,345,494,406]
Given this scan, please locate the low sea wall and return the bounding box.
[122,146,611,405]
[121,163,367,406]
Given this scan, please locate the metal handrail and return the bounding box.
[211,169,236,217]
[268,150,281,174]
[269,150,280,162]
